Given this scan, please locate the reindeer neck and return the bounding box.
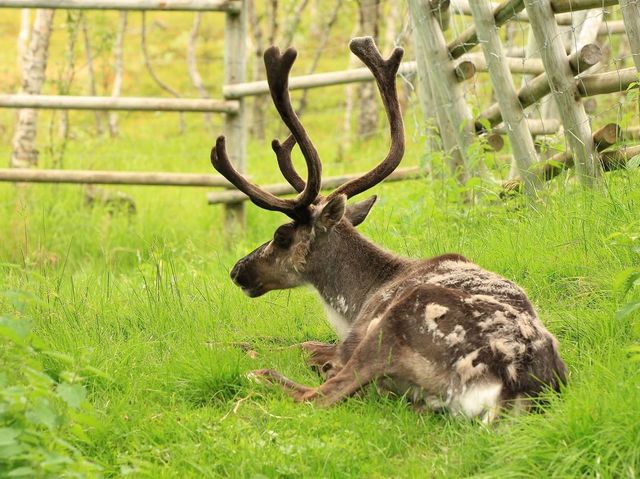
[303,222,408,323]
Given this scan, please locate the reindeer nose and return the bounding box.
[230,263,241,282]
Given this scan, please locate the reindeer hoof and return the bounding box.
[246,368,276,384]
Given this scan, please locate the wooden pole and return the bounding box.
[470,0,540,192]
[477,45,602,129]
[619,0,640,71]
[207,167,427,204]
[551,0,618,13]
[0,169,233,187]
[493,118,560,136]
[0,94,238,112]
[223,61,418,99]
[0,0,241,11]
[577,67,639,96]
[525,0,599,185]
[409,0,476,177]
[223,1,246,227]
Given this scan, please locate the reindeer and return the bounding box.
[210,37,567,421]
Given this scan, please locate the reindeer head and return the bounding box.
[211,37,405,297]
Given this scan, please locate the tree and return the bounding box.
[11,9,55,168]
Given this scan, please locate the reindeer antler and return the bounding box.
[327,37,404,200]
[211,37,404,218]
[211,46,322,221]
[272,135,305,193]
[271,37,405,201]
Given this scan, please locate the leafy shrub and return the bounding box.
[0,292,103,478]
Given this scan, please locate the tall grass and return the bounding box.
[2,153,639,476]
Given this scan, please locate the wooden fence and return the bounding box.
[1,0,639,213]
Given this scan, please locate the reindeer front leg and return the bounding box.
[299,341,343,379]
[251,334,390,406]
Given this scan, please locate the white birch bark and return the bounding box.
[357,0,380,139]
[108,11,127,137]
[10,9,55,168]
[82,16,104,135]
[17,9,31,71]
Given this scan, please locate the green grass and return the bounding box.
[2,6,640,478]
[2,152,640,477]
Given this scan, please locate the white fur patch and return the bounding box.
[454,381,502,418]
[366,315,383,335]
[319,296,351,340]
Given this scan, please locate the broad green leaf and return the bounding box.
[25,398,59,429]
[612,269,640,296]
[0,427,20,446]
[56,383,87,409]
[627,154,640,170]
[616,300,640,321]
[0,316,32,344]
[0,443,24,459]
[7,467,35,477]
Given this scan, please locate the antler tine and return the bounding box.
[264,46,322,210]
[272,134,305,193]
[211,136,301,219]
[327,37,405,201]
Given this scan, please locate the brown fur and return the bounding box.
[212,37,566,420]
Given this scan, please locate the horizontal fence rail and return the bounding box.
[224,61,418,99]
[207,167,427,204]
[0,94,239,113]
[0,169,233,187]
[0,0,241,12]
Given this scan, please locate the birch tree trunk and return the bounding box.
[357,0,380,139]
[296,0,343,116]
[11,9,55,168]
[17,9,30,71]
[57,11,82,146]
[109,11,127,137]
[82,16,104,135]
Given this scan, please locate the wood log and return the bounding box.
[551,0,618,13]
[0,0,241,11]
[626,126,640,140]
[601,145,640,171]
[477,45,602,129]
[223,61,418,99]
[525,0,599,184]
[0,169,233,187]
[503,124,629,193]
[207,167,427,204]
[459,53,545,75]
[0,94,239,113]
[448,0,525,59]
[493,119,560,136]
[577,67,639,96]
[409,0,476,175]
[619,0,640,71]
[470,0,539,191]
[223,3,247,226]
[453,60,476,81]
[537,123,621,181]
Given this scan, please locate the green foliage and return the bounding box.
[0,293,102,478]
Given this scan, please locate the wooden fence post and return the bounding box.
[524,0,600,185]
[619,0,640,72]
[469,0,540,193]
[408,0,476,178]
[223,1,247,228]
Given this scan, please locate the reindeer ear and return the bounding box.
[345,195,377,226]
[316,194,347,232]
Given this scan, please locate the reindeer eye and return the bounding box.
[273,225,293,249]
